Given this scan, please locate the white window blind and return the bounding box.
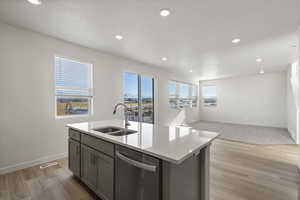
[55,56,93,117]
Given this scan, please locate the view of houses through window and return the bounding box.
[55,56,93,117]
[123,72,154,124]
[169,81,198,108]
[202,85,217,106]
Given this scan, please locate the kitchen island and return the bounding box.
[67,120,219,200]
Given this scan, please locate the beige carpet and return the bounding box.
[189,121,295,145]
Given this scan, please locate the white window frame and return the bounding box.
[122,70,158,124]
[191,84,198,107]
[201,85,217,107]
[168,80,198,109]
[54,56,94,119]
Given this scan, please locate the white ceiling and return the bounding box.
[0,0,299,80]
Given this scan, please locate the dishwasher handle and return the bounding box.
[116,151,157,172]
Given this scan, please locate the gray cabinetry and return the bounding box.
[81,144,98,190]
[68,128,114,200]
[69,129,81,141]
[68,127,211,200]
[68,139,80,177]
[81,134,114,156]
[94,150,114,200]
[80,144,114,200]
[162,145,211,200]
[81,145,114,200]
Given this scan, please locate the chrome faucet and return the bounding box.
[113,103,131,127]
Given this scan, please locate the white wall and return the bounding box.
[286,61,299,143]
[199,72,287,128]
[0,22,199,173]
[297,27,300,168]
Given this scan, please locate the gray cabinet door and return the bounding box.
[81,145,97,190]
[94,151,114,200]
[68,139,80,177]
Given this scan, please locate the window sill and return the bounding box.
[55,114,91,120]
[170,106,198,110]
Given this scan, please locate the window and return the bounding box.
[123,72,154,124]
[202,85,217,106]
[179,83,190,107]
[168,81,198,108]
[169,81,178,108]
[55,56,93,117]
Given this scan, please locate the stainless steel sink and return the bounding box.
[93,126,137,136]
[94,126,122,133]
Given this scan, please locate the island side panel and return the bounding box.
[200,145,210,200]
[200,144,211,200]
[162,145,211,200]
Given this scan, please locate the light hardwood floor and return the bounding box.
[0,139,299,200]
[211,139,300,200]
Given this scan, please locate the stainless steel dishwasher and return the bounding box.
[115,145,161,200]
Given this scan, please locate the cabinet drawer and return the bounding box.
[81,134,114,157]
[69,129,81,141]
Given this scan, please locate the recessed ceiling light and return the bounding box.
[115,35,124,40]
[189,69,193,73]
[259,69,265,74]
[161,57,168,61]
[160,9,171,17]
[232,38,241,44]
[256,58,263,63]
[27,0,42,5]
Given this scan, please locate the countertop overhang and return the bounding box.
[67,120,219,164]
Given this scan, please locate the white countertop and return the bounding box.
[67,120,219,164]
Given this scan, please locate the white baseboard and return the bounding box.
[194,119,286,129]
[0,152,68,175]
